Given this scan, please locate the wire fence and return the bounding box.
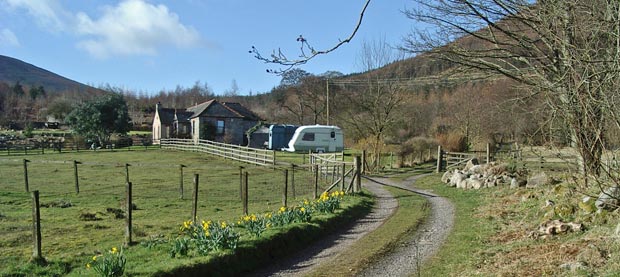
[0,150,348,270]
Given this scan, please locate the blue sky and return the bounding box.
[0,0,415,95]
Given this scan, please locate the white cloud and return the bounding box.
[0,28,20,47]
[3,0,67,31]
[75,0,201,58]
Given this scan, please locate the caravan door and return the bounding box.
[328,130,336,152]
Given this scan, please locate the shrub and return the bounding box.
[436,131,468,152]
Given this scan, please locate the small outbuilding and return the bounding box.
[152,100,261,145]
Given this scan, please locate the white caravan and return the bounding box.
[283,125,344,153]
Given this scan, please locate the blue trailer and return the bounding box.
[269,125,298,150]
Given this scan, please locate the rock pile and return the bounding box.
[441,158,555,190]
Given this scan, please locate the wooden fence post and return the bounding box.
[361,150,366,175]
[125,164,131,184]
[23,159,30,192]
[436,146,443,173]
[282,169,288,207]
[486,143,491,164]
[340,163,346,191]
[179,165,185,199]
[125,182,133,246]
[31,190,45,264]
[354,156,361,193]
[291,165,296,199]
[243,172,249,215]
[192,174,199,222]
[239,166,244,201]
[313,165,319,199]
[73,160,81,194]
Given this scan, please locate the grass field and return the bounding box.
[0,149,358,276]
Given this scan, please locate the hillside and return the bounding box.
[0,55,96,93]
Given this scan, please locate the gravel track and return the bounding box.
[358,175,455,276]
[250,174,454,277]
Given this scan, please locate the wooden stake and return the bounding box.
[239,166,244,201]
[340,163,346,191]
[436,145,443,173]
[125,182,133,246]
[125,163,130,184]
[179,165,185,199]
[23,159,30,192]
[31,190,44,264]
[354,156,361,192]
[291,165,296,199]
[282,169,288,207]
[192,174,199,222]
[243,172,248,215]
[314,165,319,199]
[73,160,81,194]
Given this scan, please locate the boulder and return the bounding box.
[538,219,583,236]
[510,177,527,189]
[441,171,453,184]
[463,158,479,172]
[526,171,552,188]
[486,163,508,176]
[595,186,620,211]
[468,177,483,189]
[450,172,466,188]
[469,164,484,175]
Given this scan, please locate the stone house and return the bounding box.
[152,100,261,145]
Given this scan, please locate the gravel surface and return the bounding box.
[250,174,455,277]
[358,175,455,276]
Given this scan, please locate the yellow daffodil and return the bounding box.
[111,247,118,254]
[279,206,286,212]
[303,200,309,205]
[221,221,227,228]
[92,255,98,261]
[300,207,306,212]
[86,263,91,269]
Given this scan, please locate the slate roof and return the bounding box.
[221,102,262,121]
[157,108,176,125]
[158,100,261,122]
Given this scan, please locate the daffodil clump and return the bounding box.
[172,220,240,257]
[237,213,271,237]
[85,247,126,277]
[313,191,345,213]
[270,204,313,226]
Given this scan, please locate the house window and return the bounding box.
[302,132,315,141]
[216,120,225,135]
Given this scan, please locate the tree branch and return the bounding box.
[249,0,372,74]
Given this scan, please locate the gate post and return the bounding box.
[436,145,443,173]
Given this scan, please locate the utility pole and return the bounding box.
[326,79,330,125]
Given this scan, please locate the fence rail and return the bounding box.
[161,138,275,166]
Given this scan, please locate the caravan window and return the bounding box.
[330,131,335,138]
[302,132,315,141]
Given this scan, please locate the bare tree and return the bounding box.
[403,0,620,183]
[336,39,405,171]
[250,0,372,74]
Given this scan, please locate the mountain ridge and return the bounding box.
[0,55,98,93]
